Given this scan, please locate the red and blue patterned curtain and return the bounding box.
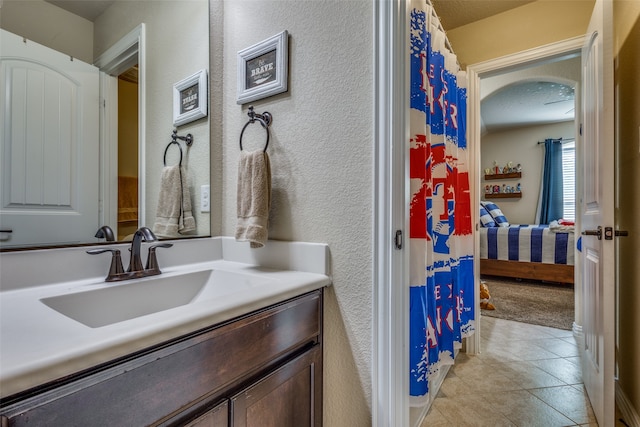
[408,0,475,404]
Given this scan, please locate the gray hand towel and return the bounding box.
[235,150,271,248]
[153,165,196,237]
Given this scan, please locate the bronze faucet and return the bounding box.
[127,227,157,273]
[87,227,173,282]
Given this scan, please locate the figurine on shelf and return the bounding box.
[506,185,512,193]
[516,183,521,193]
[517,163,522,173]
[485,168,492,175]
[507,161,514,173]
[493,160,500,174]
[493,185,500,194]
[485,185,492,194]
[502,184,506,193]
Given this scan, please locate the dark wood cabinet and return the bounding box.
[185,400,229,427]
[0,290,323,427]
[230,346,322,427]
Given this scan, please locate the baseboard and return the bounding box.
[572,322,583,336]
[616,380,640,427]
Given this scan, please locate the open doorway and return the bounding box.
[478,55,580,333]
[94,24,146,241]
[117,65,139,240]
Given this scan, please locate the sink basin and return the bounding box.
[40,269,265,328]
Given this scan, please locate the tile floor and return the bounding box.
[420,316,625,427]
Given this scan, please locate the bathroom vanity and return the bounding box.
[0,290,322,426]
[0,237,330,426]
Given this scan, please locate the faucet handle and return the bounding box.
[87,248,125,281]
[145,243,174,274]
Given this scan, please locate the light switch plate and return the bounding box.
[201,185,210,212]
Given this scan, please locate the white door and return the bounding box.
[0,30,100,247]
[579,1,615,426]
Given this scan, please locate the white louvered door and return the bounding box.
[0,30,100,247]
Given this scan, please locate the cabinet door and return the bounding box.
[184,400,229,427]
[230,346,322,427]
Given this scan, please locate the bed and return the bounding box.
[479,202,575,285]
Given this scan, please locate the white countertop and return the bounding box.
[0,238,331,398]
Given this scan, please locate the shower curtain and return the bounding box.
[408,0,475,404]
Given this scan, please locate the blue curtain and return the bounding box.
[539,139,564,224]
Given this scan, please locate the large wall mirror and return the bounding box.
[0,0,211,250]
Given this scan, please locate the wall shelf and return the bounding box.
[484,172,522,180]
[485,193,522,199]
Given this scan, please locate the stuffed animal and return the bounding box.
[480,281,495,310]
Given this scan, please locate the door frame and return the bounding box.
[373,0,409,426]
[94,24,146,231]
[373,8,589,427]
[466,35,586,353]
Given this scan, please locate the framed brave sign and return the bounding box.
[237,30,289,104]
[173,69,208,126]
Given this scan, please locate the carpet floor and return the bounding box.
[480,276,575,330]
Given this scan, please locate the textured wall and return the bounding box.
[481,121,575,224]
[218,1,374,424]
[614,0,640,417]
[447,0,595,68]
[94,1,211,238]
[0,0,94,63]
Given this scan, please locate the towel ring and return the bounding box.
[164,130,194,166]
[239,106,272,152]
[164,141,183,166]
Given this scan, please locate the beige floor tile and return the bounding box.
[496,360,568,389]
[565,356,582,367]
[529,358,583,385]
[426,318,600,427]
[431,394,516,427]
[482,389,577,427]
[504,340,567,361]
[530,385,597,424]
[452,366,523,394]
[531,338,580,357]
[420,405,450,427]
[542,327,575,339]
[439,373,474,396]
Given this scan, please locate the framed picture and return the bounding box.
[173,69,208,126]
[237,30,288,104]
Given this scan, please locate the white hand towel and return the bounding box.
[235,150,271,248]
[153,165,196,237]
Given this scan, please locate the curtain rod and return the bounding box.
[537,138,575,144]
[424,0,460,69]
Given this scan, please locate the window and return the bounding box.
[562,141,575,221]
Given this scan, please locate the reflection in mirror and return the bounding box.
[0,0,210,250]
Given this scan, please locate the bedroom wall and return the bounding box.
[614,0,640,418]
[481,121,575,224]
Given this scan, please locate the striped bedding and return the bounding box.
[479,225,575,266]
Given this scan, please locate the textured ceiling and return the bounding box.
[431,0,536,30]
[481,81,575,132]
